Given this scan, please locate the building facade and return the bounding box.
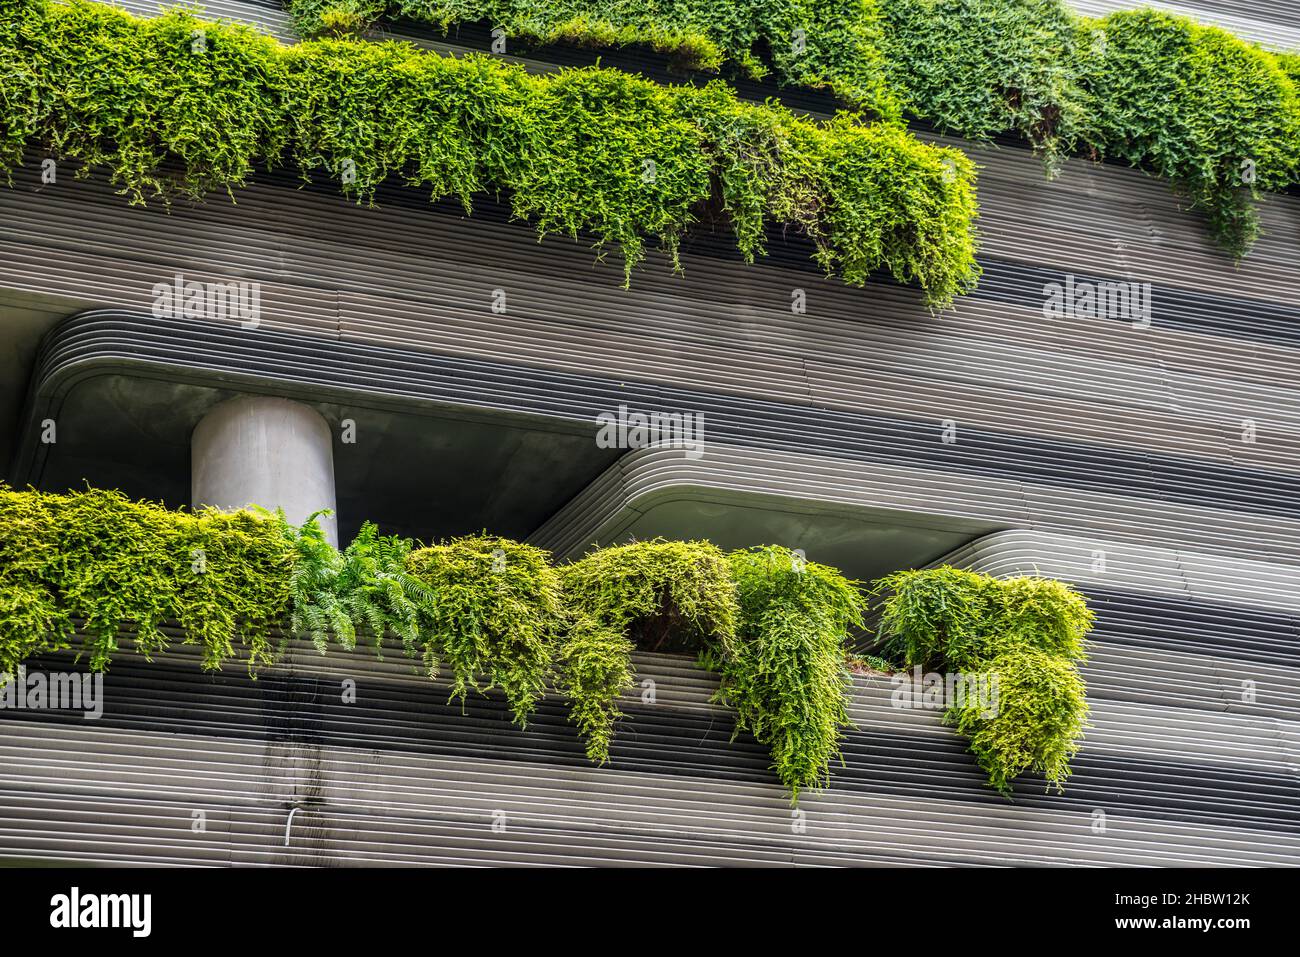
[1,0,1299,865]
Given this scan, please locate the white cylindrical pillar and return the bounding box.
[191,396,338,545]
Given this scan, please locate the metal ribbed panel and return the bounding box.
[527,443,1300,566]
[108,0,295,38]
[1,631,1297,867]
[16,315,1300,569]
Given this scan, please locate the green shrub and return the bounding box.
[291,0,381,36]
[719,546,866,800]
[558,539,737,762]
[0,486,294,674]
[874,566,1092,794]
[557,541,865,802]
[0,483,1099,800]
[10,0,289,202]
[877,0,1086,171]
[875,566,1091,670]
[406,535,563,725]
[0,3,44,181]
[1,0,977,305]
[946,648,1089,794]
[1077,10,1300,257]
[300,0,1300,255]
[283,521,561,723]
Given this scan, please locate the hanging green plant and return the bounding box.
[877,0,1087,172]
[873,566,1091,670]
[280,514,433,655]
[295,0,1300,256]
[1077,9,1300,258]
[873,566,1093,794]
[558,539,738,762]
[719,546,866,801]
[405,535,563,725]
[1,0,978,306]
[946,648,1089,794]
[0,485,1100,801]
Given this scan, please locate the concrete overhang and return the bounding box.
[8,308,999,577]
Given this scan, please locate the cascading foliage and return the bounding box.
[292,0,1300,256]
[0,486,294,675]
[0,0,979,306]
[0,486,1095,798]
[557,540,866,802]
[558,540,739,764]
[719,546,867,799]
[873,566,1094,794]
[405,535,563,725]
[1074,9,1300,257]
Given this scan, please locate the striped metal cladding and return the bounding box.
[19,313,1300,570]
[1072,0,1300,48]
[0,618,1297,866]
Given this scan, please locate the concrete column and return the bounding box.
[192,396,338,545]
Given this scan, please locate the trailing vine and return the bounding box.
[874,567,1093,794]
[1075,9,1300,258]
[946,648,1088,795]
[0,486,1096,800]
[556,541,865,801]
[294,0,1300,255]
[719,546,866,800]
[405,535,563,725]
[557,540,738,763]
[0,0,978,306]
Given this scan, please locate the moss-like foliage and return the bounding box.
[875,566,1091,670]
[0,485,1098,800]
[1076,10,1300,257]
[288,0,901,116]
[0,486,294,675]
[557,541,865,801]
[284,519,561,724]
[300,0,1300,256]
[406,535,563,725]
[0,0,978,306]
[558,540,738,763]
[874,566,1093,794]
[946,648,1088,794]
[876,0,1086,172]
[1,0,288,199]
[719,546,866,800]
